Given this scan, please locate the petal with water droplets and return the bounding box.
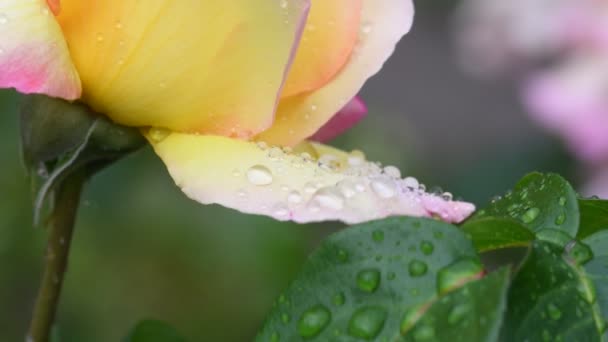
[147,132,475,224]
[0,0,81,99]
[257,0,414,146]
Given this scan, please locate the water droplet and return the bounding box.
[281,313,291,324]
[437,258,483,295]
[413,325,435,341]
[565,240,593,265]
[408,260,428,277]
[371,179,396,199]
[337,249,348,262]
[433,231,444,239]
[555,212,566,225]
[521,207,540,224]
[236,189,248,198]
[298,305,331,338]
[558,196,567,206]
[384,165,401,178]
[312,188,344,211]
[148,127,170,142]
[304,182,318,194]
[279,0,288,9]
[348,306,387,339]
[337,180,357,198]
[403,177,419,190]
[287,190,303,204]
[387,272,396,280]
[348,151,365,166]
[319,154,340,171]
[448,304,470,324]
[0,14,8,24]
[273,204,289,218]
[278,294,287,304]
[247,165,273,186]
[255,141,268,150]
[96,32,104,42]
[311,104,318,111]
[357,269,381,293]
[270,331,280,342]
[547,303,562,320]
[332,292,345,306]
[420,241,434,255]
[115,21,123,29]
[372,230,385,242]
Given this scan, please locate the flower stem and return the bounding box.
[27,172,86,342]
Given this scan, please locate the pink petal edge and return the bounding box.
[309,96,368,143]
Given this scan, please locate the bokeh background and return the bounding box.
[0,2,580,341]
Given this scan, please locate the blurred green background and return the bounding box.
[0,2,578,342]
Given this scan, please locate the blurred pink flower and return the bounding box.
[524,54,608,163]
[457,0,608,164]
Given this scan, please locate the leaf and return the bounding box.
[125,320,187,342]
[461,217,535,252]
[400,268,510,342]
[583,231,608,330]
[20,94,145,225]
[256,217,500,341]
[502,240,604,341]
[469,173,579,237]
[578,199,608,240]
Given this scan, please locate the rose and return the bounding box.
[0,0,474,223]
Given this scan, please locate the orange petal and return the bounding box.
[147,131,475,224]
[280,0,363,98]
[0,0,81,99]
[257,0,415,146]
[57,0,309,138]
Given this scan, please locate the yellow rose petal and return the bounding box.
[258,0,415,146]
[58,0,309,138]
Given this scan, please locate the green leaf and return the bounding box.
[469,173,579,237]
[502,240,604,341]
[578,199,608,240]
[400,268,510,342]
[461,217,535,252]
[20,94,145,225]
[583,231,608,330]
[125,320,187,342]
[256,217,497,341]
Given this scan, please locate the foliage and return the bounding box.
[251,173,608,342]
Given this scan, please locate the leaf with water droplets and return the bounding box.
[400,268,510,342]
[125,320,187,342]
[469,173,579,237]
[461,217,535,252]
[255,217,482,341]
[583,231,608,336]
[502,240,604,341]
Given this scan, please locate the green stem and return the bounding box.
[27,172,86,342]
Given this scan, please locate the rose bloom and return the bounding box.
[0,0,474,224]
